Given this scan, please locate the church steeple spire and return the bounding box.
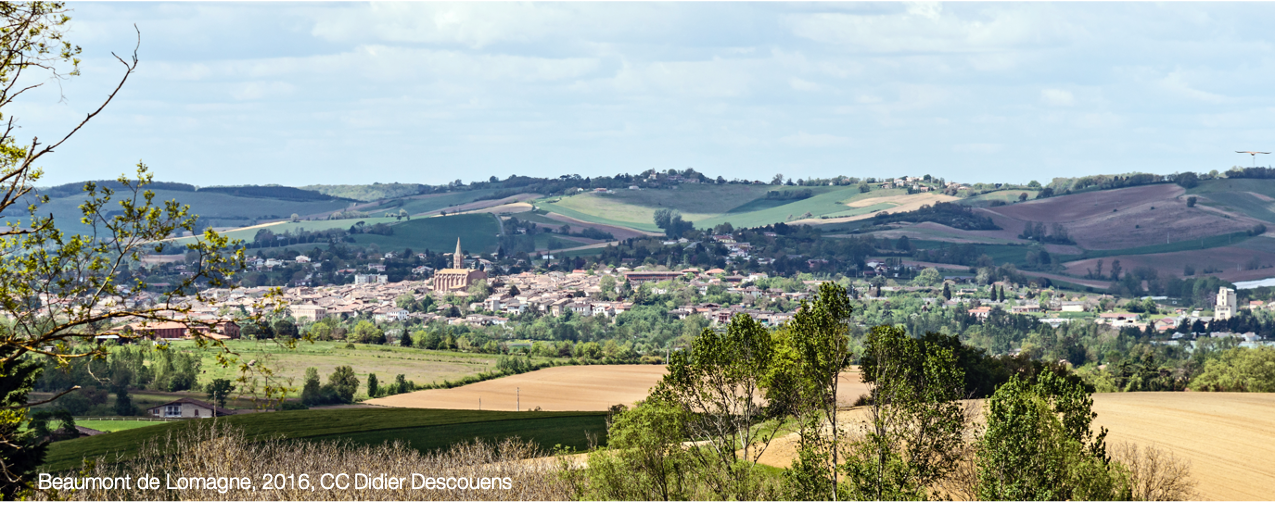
[453,238,463,269]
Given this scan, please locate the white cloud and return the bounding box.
[780,132,850,148]
[1041,88,1075,107]
[789,78,822,92]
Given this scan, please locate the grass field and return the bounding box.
[42,408,607,473]
[535,186,925,232]
[166,340,554,393]
[348,213,501,254]
[1188,178,1275,223]
[75,419,170,433]
[960,189,1039,207]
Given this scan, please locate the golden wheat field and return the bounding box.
[1091,392,1275,501]
[758,392,1275,501]
[366,365,669,412]
[368,365,869,412]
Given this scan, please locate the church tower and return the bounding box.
[454,238,464,269]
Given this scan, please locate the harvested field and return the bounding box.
[370,365,869,413]
[758,392,1275,501]
[976,185,1260,250]
[368,365,668,412]
[1092,392,1275,501]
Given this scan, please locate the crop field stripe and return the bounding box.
[41,408,605,473]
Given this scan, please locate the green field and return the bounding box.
[535,186,917,232]
[1188,179,1275,223]
[177,213,504,254]
[169,340,557,392]
[75,419,170,433]
[960,189,1040,207]
[348,213,501,254]
[368,189,505,217]
[41,408,607,473]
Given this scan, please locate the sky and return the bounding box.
[18,2,1275,187]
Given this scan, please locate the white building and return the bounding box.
[1215,287,1237,320]
[354,274,388,285]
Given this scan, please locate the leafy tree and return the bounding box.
[1186,196,1197,208]
[0,3,286,493]
[0,350,47,498]
[842,326,969,500]
[781,283,855,500]
[272,319,298,339]
[1188,347,1275,392]
[204,379,234,409]
[366,373,379,398]
[351,320,385,344]
[914,267,943,286]
[300,367,322,406]
[395,293,416,309]
[976,371,1128,500]
[656,313,781,499]
[578,393,691,500]
[325,366,360,403]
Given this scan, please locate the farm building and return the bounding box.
[148,398,234,419]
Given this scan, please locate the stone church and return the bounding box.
[432,238,486,292]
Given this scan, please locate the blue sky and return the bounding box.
[20,2,1275,186]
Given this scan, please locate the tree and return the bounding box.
[915,267,943,286]
[350,320,385,344]
[326,366,360,403]
[771,173,785,185]
[781,283,855,500]
[366,373,379,398]
[656,314,781,499]
[942,283,952,300]
[1109,260,1123,281]
[1018,192,1028,202]
[300,367,322,406]
[977,371,1128,500]
[579,394,690,500]
[1186,196,1197,208]
[0,3,285,494]
[843,326,970,500]
[895,235,911,251]
[290,213,300,222]
[204,379,234,409]
[599,276,615,299]
[272,319,297,339]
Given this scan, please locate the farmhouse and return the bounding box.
[148,397,234,419]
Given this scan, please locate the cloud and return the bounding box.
[1041,88,1075,106]
[780,132,850,148]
